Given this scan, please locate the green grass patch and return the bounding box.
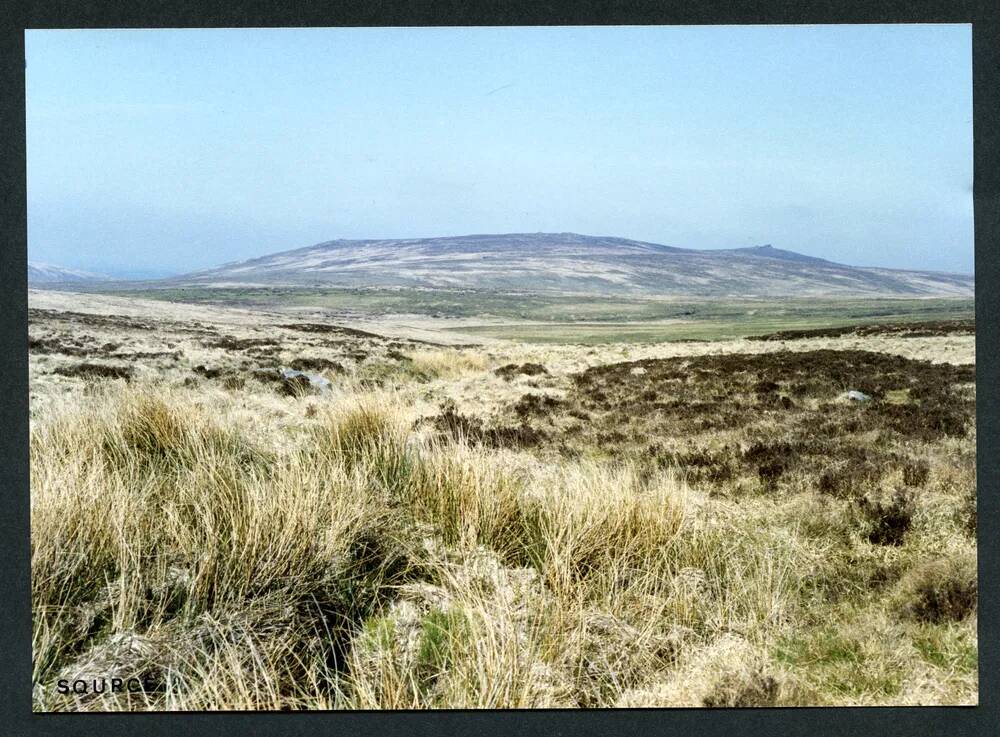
[774,626,904,700]
[417,608,469,674]
[911,625,978,673]
[75,284,974,345]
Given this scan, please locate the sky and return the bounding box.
[25,25,973,278]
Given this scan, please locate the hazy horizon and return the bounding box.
[26,26,973,278]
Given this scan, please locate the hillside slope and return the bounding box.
[28,262,110,284]
[168,233,973,297]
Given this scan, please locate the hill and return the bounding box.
[28,261,110,284]
[166,233,973,297]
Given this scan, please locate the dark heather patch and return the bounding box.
[494,349,974,497]
[512,393,563,421]
[896,557,978,623]
[28,308,155,332]
[289,357,345,374]
[749,319,975,341]
[856,489,915,546]
[192,364,225,379]
[29,336,95,357]
[495,363,549,380]
[278,323,385,339]
[52,363,135,381]
[112,351,181,361]
[703,670,781,708]
[200,336,280,351]
[422,402,547,449]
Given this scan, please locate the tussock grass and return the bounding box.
[892,552,977,624]
[31,373,977,709]
[404,349,488,379]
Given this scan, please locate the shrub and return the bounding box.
[894,554,977,624]
[495,363,548,380]
[856,489,914,546]
[902,459,930,487]
[53,362,134,381]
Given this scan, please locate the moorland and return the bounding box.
[29,282,977,709]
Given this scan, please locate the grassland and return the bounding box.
[445,318,975,345]
[440,300,974,344]
[29,292,977,710]
[83,285,974,344]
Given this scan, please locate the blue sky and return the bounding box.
[26,25,973,277]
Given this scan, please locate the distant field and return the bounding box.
[83,284,676,321]
[448,309,976,344]
[81,286,975,344]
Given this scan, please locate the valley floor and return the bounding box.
[29,289,977,709]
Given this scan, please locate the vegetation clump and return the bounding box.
[424,402,548,449]
[495,350,978,499]
[53,362,135,381]
[495,363,549,380]
[893,554,977,624]
[856,489,915,546]
[289,356,345,374]
[702,669,781,708]
[750,319,975,342]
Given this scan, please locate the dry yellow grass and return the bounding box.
[30,377,977,710]
[28,293,977,710]
[404,348,489,379]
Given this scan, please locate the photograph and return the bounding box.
[26,25,976,711]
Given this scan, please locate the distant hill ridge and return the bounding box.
[28,262,111,284]
[166,232,973,297]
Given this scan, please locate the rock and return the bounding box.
[844,390,871,402]
[280,368,331,394]
[630,367,647,376]
[53,631,165,707]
